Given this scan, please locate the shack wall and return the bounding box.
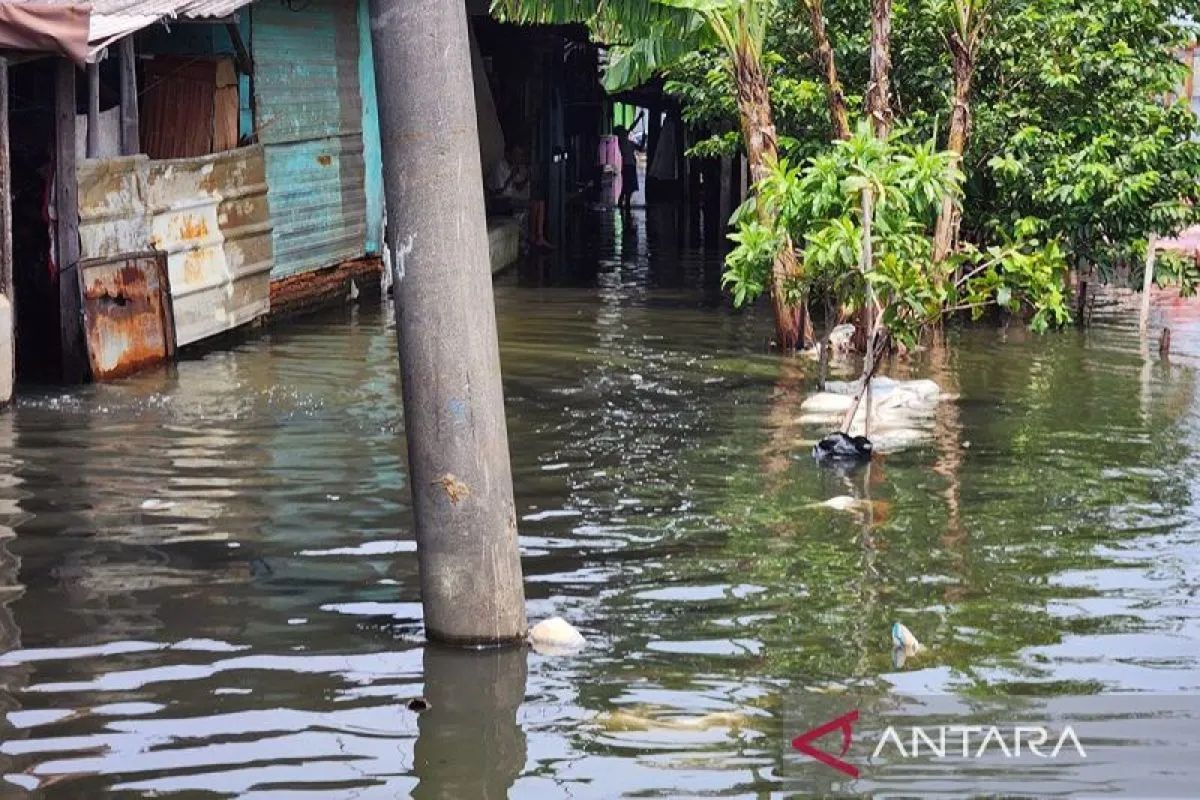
[357,0,384,256]
[76,145,274,347]
[253,0,367,278]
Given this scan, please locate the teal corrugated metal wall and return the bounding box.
[253,0,367,278]
[357,0,384,255]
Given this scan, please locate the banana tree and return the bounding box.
[492,0,812,349]
[932,0,992,264]
[801,0,850,141]
[866,0,894,139]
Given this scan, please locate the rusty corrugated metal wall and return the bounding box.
[252,0,367,279]
[76,146,274,347]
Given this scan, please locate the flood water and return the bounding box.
[2,208,1200,797]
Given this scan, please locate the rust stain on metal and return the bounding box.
[316,154,332,166]
[175,215,210,241]
[77,146,274,350]
[81,252,176,380]
[433,473,470,504]
[182,249,208,286]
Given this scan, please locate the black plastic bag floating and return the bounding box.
[813,432,873,466]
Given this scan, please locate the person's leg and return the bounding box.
[529,200,542,245]
[531,200,553,248]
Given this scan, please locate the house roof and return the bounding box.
[68,0,254,54]
[1,0,254,61]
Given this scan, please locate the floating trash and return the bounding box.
[528,616,586,655]
[815,495,862,512]
[801,378,947,454]
[813,432,873,466]
[891,622,924,668]
[598,707,749,732]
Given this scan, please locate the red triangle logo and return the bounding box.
[791,709,860,778]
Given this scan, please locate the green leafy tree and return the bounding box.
[725,124,1069,415]
[666,0,1200,287]
[972,1,1200,279]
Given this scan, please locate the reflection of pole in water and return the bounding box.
[760,358,808,484]
[927,329,967,602]
[412,645,528,800]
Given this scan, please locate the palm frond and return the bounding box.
[492,0,771,91]
[491,0,699,43]
[602,17,713,90]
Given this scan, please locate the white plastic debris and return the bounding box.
[799,393,854,414]
[827,323,857,353]
[528,616,586,655]
[817,496,861,512]
[800,377,948,453]
[801,324,857,361]
[891,622,923,658]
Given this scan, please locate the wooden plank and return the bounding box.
[718,155,733,243]
[86,61,100,158]
[1140,234,1158,334]
[55,59,87,383]
[225,22,253,75]
[119,37,139,155]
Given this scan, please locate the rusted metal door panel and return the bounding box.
[81,251,175,380]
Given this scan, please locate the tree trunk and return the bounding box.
[866,0,894,139]
[932,40,975,264]
[805,0,851,140]
[733,41,809,349]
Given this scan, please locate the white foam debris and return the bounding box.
[528,616,586,655]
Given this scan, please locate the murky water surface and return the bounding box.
[3,209,1200,797]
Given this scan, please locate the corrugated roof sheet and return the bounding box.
[31,0,255,55]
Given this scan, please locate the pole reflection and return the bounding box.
[412,644,528,800]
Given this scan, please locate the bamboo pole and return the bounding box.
[119,37,139,156]
[86,61,100,158]
[840,189,881,433]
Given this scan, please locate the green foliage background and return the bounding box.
[665,0,1200,281]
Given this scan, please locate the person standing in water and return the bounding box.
[614,125,639,213]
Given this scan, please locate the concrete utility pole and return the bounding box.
[2,57,14,406]
[368,0,526,645]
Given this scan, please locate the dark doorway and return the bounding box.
[7,58,63,384]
